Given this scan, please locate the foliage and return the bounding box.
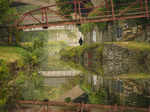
[79,20,106,36]
[0,60,10,108]
[81,78,107,104]
[21,31,48,42]
[88,89,107,104]
[61,75,81,91]
[0,0,21,45]
[56,0,93,18]
[116,73,150,80]
[0,0,10,23]
[60,43,101,60]
[60,43,104,75]
[0,0,18,24]
[112,42,150,52]
[79,0,150,36]
[56,0,74,18]
[22,33,48,70]
[18,72,45,100]
[0,46,28,63]
[45,41,70,71]
[79,23,95,35]
[0,45,46,109]
[64,97,72,103]
[0,30,48,109]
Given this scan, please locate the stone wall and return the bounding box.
[82,43,150,76]
[103,44,150,76]
[84,22,150,43]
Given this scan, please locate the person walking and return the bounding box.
[79,37,83,46]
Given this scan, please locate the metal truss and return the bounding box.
[15,0,150,30]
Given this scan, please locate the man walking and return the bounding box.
[79,37,83,46]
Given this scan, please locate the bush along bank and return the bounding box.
[0,39,47,111]
[60,43,104,75]
[60,42,150,76]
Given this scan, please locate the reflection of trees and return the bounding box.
[106,79,150,107]
[81,76,150,107]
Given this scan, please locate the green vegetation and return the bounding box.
[43,75,81,100]
[56,0,74,18]
[79,0,150,37]
[0,39,47,110]
[0,30,49,111]
[115,73,150,80]
[44,41,71,71]
[60,41,150,76]
[56,0,93,19]
[0,46,28,63]
[61,41,150,106]
[80,77,108,104]
[60,43,103,75]
[0,0,21,45]
[64,97,72,103]
[112,42,150,52]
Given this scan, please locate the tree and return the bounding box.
[56,0,93,18]
[0,0,20,45]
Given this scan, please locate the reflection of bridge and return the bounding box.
[40,71,81,87]
[40,71,80,78]
[16,100,150,112]
[16,0,150,30]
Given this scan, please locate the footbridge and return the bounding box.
[15,0,150,30]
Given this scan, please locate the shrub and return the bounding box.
[65,97,72,103]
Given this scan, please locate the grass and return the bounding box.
[108,73,150,80]
[0,46,28,63]
[109,42,150,52]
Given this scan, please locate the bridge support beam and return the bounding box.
[105,0,109,12]
[145,0,149,18]
[140,0,144,10]
[110,0,115,20]
[74,0,77,20]
[78,0,81,23]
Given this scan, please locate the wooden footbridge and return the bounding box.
[16,100,150,112]
[15,0,150,30]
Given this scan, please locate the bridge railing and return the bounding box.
[15,0,150,30]
[16,100,150,112]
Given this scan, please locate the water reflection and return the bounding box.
[39,42,150,112]
[55,61,150,108]
[79,74,150,107]
[58,42,150,109]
